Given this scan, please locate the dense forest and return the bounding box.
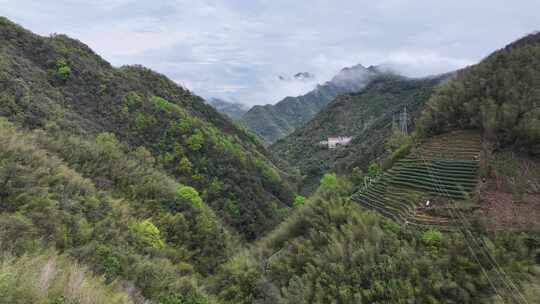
[0,17,295,241]
[0,16,294,303]
[1,17,540,304]
[209,179,540,303]
[417,32,540,154]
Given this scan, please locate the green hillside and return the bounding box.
[418,32,540,153]
[271,74,450,193]
[0,119,224,302]
[1,16,540,304]
[241,64,380,144]
[209,185,540,304]
[0,17,294,240]
[0,17,297,303]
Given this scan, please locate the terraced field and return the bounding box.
[352,131,481,230]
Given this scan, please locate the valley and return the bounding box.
[1,9,540,304]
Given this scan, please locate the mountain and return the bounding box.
[209,33,540,304]
[271,74,451,193]
[207,97,249,120]
[417,31,540,154]
[0,16,300,302]
[209,180,540,304]
[241,64,382,144]
[2,15,540,304]
[0,17,296,241]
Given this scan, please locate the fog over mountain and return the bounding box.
[241,63,383,143]
[207,97,249,120]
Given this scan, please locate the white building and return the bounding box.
[320,136,352,149]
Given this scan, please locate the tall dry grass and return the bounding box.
[0,252,134,304]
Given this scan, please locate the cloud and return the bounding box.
[2,0,540,105]
[384,50,475,77]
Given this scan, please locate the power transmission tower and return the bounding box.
[399,106,408,134]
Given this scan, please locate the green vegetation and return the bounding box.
[351,131,481,230]
[293,195,306,207]
[418,32,540,154]
[130,219,165,249]
[53,58,71,81]
[0,252,133,304]
[271,74,449,194]
[178,186,204,209]
[241,65,379,144]
[1,16,540,304]
[0,17,294,241]
[210,180,540,303]
[0,119,223,301]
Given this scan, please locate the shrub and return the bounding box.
[422,229,443,248]
[368,163,381,178]
[130,219,165,249]
[178,186,203,209]
[320,173,338,190]
[293,195,306,207]
[151,96,173,111]
[382,141,412,170]
[177,157,193,174]
[54,58,71,81]
[122,92,143,113]
[186,130,204,151]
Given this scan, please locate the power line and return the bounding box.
[413,139,529,304]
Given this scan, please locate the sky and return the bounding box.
[1,0,539,106]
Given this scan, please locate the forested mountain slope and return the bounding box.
[241,64,381,144]
[0,119,227,302]
[417,31,540,153]
[207,97,248,120]
[209,182,540,304]
[0,17,294,240]
[272,74,450,193]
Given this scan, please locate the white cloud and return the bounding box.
[384,50,474,77]
[2,0,540,105]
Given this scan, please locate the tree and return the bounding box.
[178,186,203,209]
[320,173,338,191]
[129,219,165,249]
[177,157,193,175]
[186,130,204,151]
[54,58,71,81]
[350,167,364,185]
[294,195,306,207]
[386,128,412,152]
[422,229,443,246]
[368,163,381,178]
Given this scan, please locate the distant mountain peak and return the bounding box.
[242,62,385,143]
[207,97,249,120]
[327,63,380,91]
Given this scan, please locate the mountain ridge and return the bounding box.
[271,73,452,193]
[241,64,383,144]
[0,16,294,240]
[207,97,249,120]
